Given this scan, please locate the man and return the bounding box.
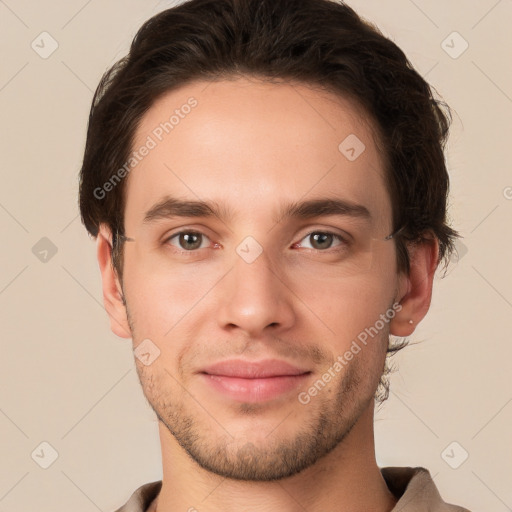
[78,0,471,510]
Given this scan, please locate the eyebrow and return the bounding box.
[142,195,371,225]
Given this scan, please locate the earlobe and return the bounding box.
[96,224,132,339]
[390,236,439,337]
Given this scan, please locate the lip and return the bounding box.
[198,359,311,403]
[200,359,310,378]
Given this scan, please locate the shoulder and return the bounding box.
[112,480,162,512]
[381,466,472,511]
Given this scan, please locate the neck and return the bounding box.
[152,404,397,512]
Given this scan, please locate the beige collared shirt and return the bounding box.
[114,466,471,511]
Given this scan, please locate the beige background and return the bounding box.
[1,0,511,510]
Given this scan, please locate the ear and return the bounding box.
[390,235,439,337]
[96,224,132,339]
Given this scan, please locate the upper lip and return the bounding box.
[200,359,310,378]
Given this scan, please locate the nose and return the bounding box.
[215,246,296,337]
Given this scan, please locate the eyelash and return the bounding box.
[162,229,350,255]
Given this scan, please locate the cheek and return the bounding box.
[124,255,220,333]
[292,267,396,341]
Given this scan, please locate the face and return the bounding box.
[117,77,403,481]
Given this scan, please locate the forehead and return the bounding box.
[124,77,391,232]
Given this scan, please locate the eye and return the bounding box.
[165,230,212,251]
[294,230,349,252]
[162,229,351,255]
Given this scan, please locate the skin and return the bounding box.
[96,77,439,512]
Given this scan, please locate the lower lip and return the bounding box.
[200,373,311,402]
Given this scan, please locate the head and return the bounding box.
[79,0,457,481]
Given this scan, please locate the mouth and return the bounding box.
[198,359,312,402]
